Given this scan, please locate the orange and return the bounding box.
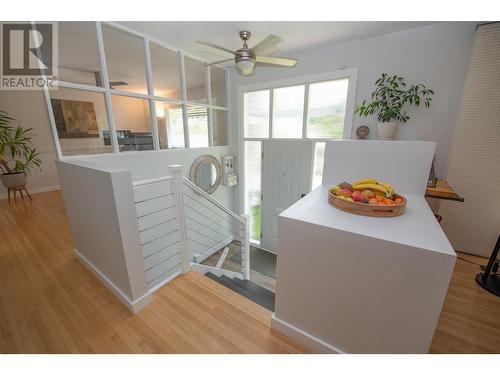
[368,198,378,205]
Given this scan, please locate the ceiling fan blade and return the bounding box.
[256,55,298,67]
[251,35,281,54]
[196,41,235,56]
[109,81,128,87]
[209,58,235,66]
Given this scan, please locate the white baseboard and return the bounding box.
[148,269,182,293]
[0,184,61,200]
[74,249,152,314]
[271,313,344,354]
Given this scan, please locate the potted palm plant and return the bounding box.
[355,73,434,139]
[0,111,41,190]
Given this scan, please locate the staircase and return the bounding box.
[205,272,275,311]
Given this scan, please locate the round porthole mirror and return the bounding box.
[189,155,222,195]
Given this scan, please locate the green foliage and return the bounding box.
[355,73,434,123]
[251,204,261,241]
[0,111,41,175]
[308,115,345,139]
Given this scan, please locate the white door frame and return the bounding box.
[237,68,359,238]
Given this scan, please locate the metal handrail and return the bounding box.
[182,177,245,224]
[131,169,250,280]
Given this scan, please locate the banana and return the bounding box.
[379,181,395,196]
[352,178,378,185]
[352,183,388,196]
[330,185,341,194]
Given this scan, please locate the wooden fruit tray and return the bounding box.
[328,190,407,217]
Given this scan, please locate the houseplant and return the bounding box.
[355,73,434,139]
[0,111,41,190]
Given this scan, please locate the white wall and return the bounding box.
[56,159,151,312]
[0,90,60,198]
[229,22,476,180]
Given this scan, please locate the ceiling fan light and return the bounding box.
[236,59,255,76]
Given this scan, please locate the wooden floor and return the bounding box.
[0,191,499,353]
[430,251,500,353]
[0,191,303,353]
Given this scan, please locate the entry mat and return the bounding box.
[230,245,276,279]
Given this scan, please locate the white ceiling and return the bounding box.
[119,21,438,62]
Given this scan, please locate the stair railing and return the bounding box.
[182,176,250,280]
[132,164,250,291]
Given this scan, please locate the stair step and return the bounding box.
[220,275,275,311]
[205,272,221,282]
[229,277,275,308]
[204,272,275,311]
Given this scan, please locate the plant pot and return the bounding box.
[377,122,398,140]
[0,172,27,189]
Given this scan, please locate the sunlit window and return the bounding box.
[272,85,305,138]
[307,79,349,139]
[241,72,353,244]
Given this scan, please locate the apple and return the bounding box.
[361,189,375,201]
[336,189,353,198]
[352,191,363,202]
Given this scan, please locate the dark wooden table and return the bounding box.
[425,179,464,202]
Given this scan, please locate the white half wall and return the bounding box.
[56,159,151,312]
[69,146,235,211]
[322,140,436,197]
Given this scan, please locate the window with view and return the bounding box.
[307,79,349,139]
[241,71,355,243]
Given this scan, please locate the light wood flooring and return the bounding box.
[0,191,499,353]
[0,191,303,353]
[430,251,500,353]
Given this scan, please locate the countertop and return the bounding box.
[280,184,456,257]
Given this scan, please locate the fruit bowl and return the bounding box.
[327,179,407,217]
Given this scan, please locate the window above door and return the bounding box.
[241,68,358,141]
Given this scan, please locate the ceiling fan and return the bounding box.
[197,31,298,76]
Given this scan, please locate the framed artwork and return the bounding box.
[51,99,99,138]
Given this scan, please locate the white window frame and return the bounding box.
[237,68,358,241]
[38,21,230,160]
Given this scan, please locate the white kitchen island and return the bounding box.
[271,140,456,353]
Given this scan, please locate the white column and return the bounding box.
[178,52,190,148]
[143,38,160,150]
[169,165,190,274]
[205,63,214,147]
[95,22,120,154]
[242,214,251,280]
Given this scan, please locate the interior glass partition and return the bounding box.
[40,21,230,159]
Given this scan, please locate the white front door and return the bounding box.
[261,140,314,253]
